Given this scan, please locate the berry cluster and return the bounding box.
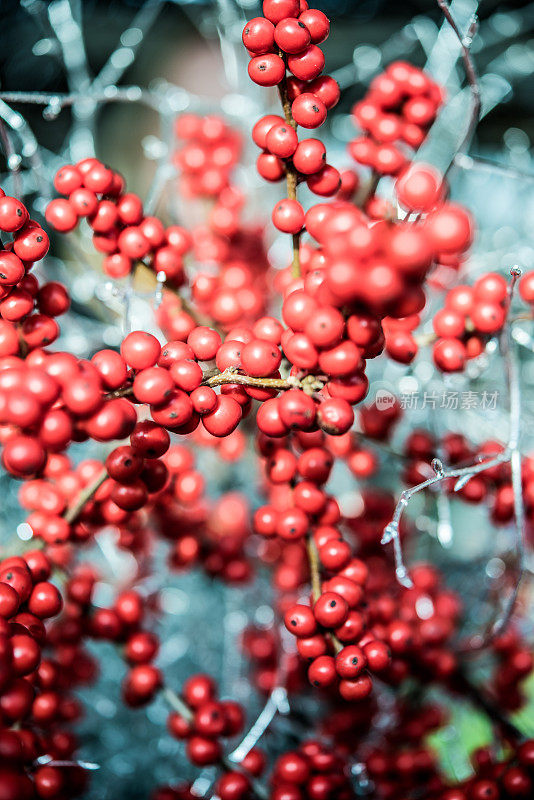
[166,673,245,767]
[245,0,342,237]
[174,113,242,201]
[436,738,534,800]
[269,741,355,799]
[0,191,56,352]
[242,623,304,694]
[47,159,191,283]
[350,62,444,179]
[362,702,445,799]
[432,272,510,372]
[0,551,85,800]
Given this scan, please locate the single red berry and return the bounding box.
[291,93,327,128]
[272,198,305,233]
[308,655,336,687]
[298,9,329,43]
[242,17,275,54]
[274,18,311,54]
[262,0,300,25]
[248,54,286,87]
[121,331,161,370]
[335,645,366,679]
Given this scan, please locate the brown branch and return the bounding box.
[358,170,380,210]
[305,534,343,654]
[204,368,293,391]
[277,52,301,280]
[306,535,322,602]
[63,468,107,524]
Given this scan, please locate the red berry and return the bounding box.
[272,199,305,233]
[274,18,311,54]
[121,331,161,370]
[242,17,275,54]
[313,591,349,628]
[262,0,300,25]
[293,138,326,174]
[335,646,366,678]
[308,655,336,687]
[202,395,242,437]
[248,54,286,87]
[298,9,329,43]
[291,93,327,128]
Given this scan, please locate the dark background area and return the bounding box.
[1,0,533,162]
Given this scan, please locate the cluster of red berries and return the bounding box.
[0,551,87,800]
[166,673,245,767]
[0,191,61,357]
[156,466,253,584]
[487,627,534,713]
[172,112,272,329]
[350,62,444,179]
[46,159,192,283]
[268,740,355,800]
[432,272,510,372]
[245,0,342,222]
[62,572,163,707]
[174,113,242,201]
[436,739,534,800]
[118,328,245,439]
[242,623,304,694]
[154,221,270,334]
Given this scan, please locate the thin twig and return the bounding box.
[63,469,107,524]
[204,368,293,391]
[460,269,525,652]
[306,535,322,602]
[437,0,481,153]
[277,52,301,279]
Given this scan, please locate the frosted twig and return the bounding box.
[0,87,161,113]
[228,686,289,763]
[383,269,524,602]
[459,268,525,652]
[35,755,100,770]
[48,0,94,158]
[0,120,23,196]
[436,0,481,154]
[0,99,48,198]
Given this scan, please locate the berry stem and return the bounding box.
[63,468,107,524]
[162,686,193,722]
[204,368,292,391]
[306,534,322,602]
[277,51,302,280]
[305,534,343,654]
[359,170,380,209]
